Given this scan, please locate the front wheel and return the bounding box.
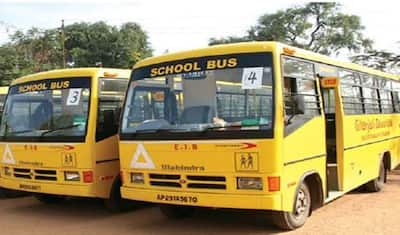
[273,182,311,230]
[365,161,385,192]
[104,177,134,212]
[159,205,194,219]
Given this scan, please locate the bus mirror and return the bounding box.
[321,77,339,88]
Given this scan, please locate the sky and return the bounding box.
[0,0,399,57]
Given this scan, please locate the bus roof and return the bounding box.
[11,68,131,85]
[133,41,398,80]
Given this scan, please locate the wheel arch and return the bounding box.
[382,151,391,171]
[295,171,324,214]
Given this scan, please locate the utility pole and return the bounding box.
[61,19,66,68]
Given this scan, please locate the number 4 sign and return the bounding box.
[66,88,82,106]
[241,67,264,89]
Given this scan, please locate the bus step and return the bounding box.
[327,164,339,191]
[325,191,344,203]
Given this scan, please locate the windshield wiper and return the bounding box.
[199,123,270,131]
[134,127,190,134]
[134,128,174,134]
[5,129,37,135]
[40,124,82,136]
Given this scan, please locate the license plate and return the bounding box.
[19,184,41,191]
[156,194,198,203]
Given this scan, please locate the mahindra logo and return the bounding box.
[179,179,187,184]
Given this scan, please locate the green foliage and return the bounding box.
[10,28,63,73]
[0,44,22,86]
[0,21,152,86]
[209,36,252,46]
[352,49,400,72]
[209,3,373,56]
[64,21,152,68]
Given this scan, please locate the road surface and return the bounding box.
[0,169,399,235]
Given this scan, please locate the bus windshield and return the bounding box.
[0,78,90,141]
[121,53,274,139]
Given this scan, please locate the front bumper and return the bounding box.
[0,177,95,198]
[121,186,282,211]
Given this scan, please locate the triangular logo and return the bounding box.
[130,143,155,169]
[2,144,15,164]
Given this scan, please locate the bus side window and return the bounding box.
[282,57,319,117]
[96,78,128,142]
[284,77,305,115]
[96,96,122,141]
[282,56,319,135]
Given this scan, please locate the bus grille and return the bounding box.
[147,173,226,190]
[13,168,57,181]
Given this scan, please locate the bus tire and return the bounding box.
[104,177,132,212]
[365,161,385,192]
[159,205,194,219]
[34,194,65,204]
[272,182,311,230]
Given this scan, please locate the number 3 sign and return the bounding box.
[66,88,82,106]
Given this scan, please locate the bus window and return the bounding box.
[322,89,336,114]
[339,70,363,115]
[121,59,274,135]
[96,78,128,141]
[1,85,90,139]
[282,57,320,134]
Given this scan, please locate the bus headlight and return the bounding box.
[131,172,145,184]
[64,171,80,181]
[237,177,263,190]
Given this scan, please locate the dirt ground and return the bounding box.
[0,169,399,235]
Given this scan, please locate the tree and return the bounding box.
[0,27,61,86]
[10,28,62,73]
[64,21,152,68]
[0,44,22,86]
[209,3,373,56]
[352,49,400,73]
[0,21,152,85]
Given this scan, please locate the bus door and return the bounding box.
[320,76,345,197]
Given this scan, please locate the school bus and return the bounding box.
[0,86,15,198]
[0,68,130,211]
[119,42,400,229]
[0,86,8,115]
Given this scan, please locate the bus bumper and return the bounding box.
[0,177,95,198]
[121,186,282,210]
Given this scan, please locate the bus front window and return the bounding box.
[0,78,90,141]
[121,61,274,139]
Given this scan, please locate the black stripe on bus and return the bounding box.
[344,135,400,151]
[284,154,326,166]
[96,158,119,164]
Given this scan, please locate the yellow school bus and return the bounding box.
[0,68,130,211]
[0,86,8,115]
[119,42,400,229]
